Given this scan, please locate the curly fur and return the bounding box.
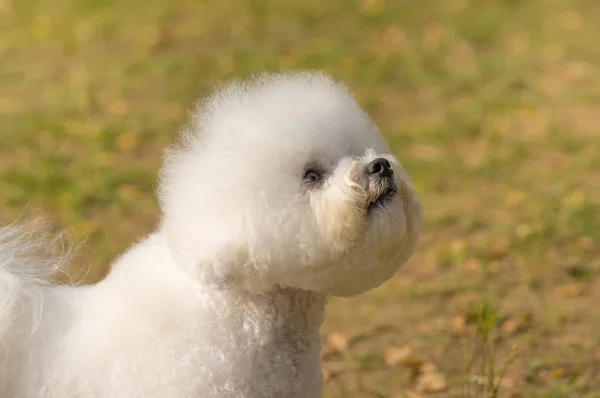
[0,71,423,397]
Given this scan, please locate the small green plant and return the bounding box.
[461,301,519,398]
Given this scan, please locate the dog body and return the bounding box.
[0,72,422,397]
[3,234,324,397]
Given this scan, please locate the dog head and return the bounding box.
[159,72,422,297]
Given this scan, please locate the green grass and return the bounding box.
[1,0,600,396]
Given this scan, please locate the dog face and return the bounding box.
[159,72,422,297]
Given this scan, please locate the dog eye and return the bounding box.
[303,170,321,183]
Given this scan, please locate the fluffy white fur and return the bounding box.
[0,71,423,398]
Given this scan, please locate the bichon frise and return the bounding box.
[0,71,423,398]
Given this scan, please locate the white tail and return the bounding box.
[0,223,71,363]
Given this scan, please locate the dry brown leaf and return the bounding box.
[416,372,448,393]
[556,283,584,298]
[116,132,140,151]
[491,237,510,256]
[502,313,530,334]
[405,355,425,369]
[108,99,129,116]
[576,236,594,249]
[449,313,468,334]
[384,345,412,367]
[460,257,481,272]
[550,367,577,380]
[322,368,330,382]
[551,367,567,379]
[327,332,349,351]
[419,361,438,374]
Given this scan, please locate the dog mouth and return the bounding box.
[367,185,397,212]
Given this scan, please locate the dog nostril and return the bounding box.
[366,158,392,178]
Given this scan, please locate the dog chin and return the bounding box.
[366,184,397,214]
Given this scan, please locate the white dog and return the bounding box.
[0,71,422,398]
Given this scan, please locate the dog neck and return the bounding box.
[213,286,327,338]
[106,233,328,396]
[200,287,327,395]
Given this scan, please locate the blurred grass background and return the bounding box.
[1,0,600,396]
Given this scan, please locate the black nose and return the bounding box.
[366,158,393,178]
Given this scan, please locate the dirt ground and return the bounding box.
[1,0,599,396]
